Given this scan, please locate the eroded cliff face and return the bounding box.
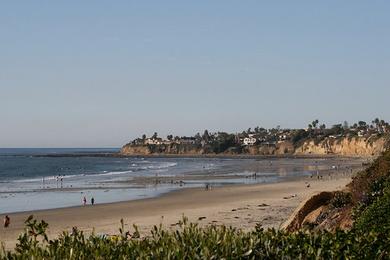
[120,141,296,156]
[120,143,208,156]
[244,141,295,155]
[120,137,388,157]
[120,145,153,155]
[294,136,388,157]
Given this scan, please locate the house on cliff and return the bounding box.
[178,137,196,145]
[243,134,257,146]
[145,138,163,145]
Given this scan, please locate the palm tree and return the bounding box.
[372,118,380,130]
[312,119,319,129]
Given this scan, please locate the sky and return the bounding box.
[1,1,390,148]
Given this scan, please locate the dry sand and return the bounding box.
[0,174,352,250]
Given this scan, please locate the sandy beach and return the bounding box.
[0,172,353,250]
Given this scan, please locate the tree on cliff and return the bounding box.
[372,118,380,130]
[330,124,343,135]
[194,133,202,142]
[358,121,367,130]
[152,132,158,139]
[311,119,319,129]
[211,132,237,153]
[343,121,349,130]
[202,130,210,142]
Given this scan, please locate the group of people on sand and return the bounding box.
[83,196,95,206]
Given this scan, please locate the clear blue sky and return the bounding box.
[1,1,390,148]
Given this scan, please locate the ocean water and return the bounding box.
[0,148,350,214]
[0,148,229,191]
[0,149,248,213]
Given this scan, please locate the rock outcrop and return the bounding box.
[282,191,354,232]
[282,192,334,232]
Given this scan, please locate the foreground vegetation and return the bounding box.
[1,216,389,259]
[2,151,390,259]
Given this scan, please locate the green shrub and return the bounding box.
[329,191,352,209]
[354,187,390,234]
[1,216,389,259]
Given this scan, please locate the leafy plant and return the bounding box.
[1,215,389,259]
[329,191,352,209]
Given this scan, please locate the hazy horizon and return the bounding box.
[1,1,390,148]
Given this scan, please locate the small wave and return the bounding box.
[11,170,134,183]
[135,160,151,164]
[138,162,178,170]
[95,170,133,176]
[150,162,178,169]
[12,174,85,183]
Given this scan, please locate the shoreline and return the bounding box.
[0,172,354,250]
[33,153,371,160]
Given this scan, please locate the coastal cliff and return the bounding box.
[120,143,207,156]
[120,136,389,157]
[294,136,388,156]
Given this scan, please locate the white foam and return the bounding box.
[95,170,133,176]
[11,170,134,183]
[11,174,85,183]
[148,162,178,169]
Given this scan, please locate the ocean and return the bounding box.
[0,148,358,214]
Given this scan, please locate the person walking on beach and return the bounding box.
[83,196,87,206]
[91,197,95,205]
[4,215,10,228]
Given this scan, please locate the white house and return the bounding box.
[144,138,163,145]
[243,135,257,146]
[278,134,288,141]
[358,130,365,137]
